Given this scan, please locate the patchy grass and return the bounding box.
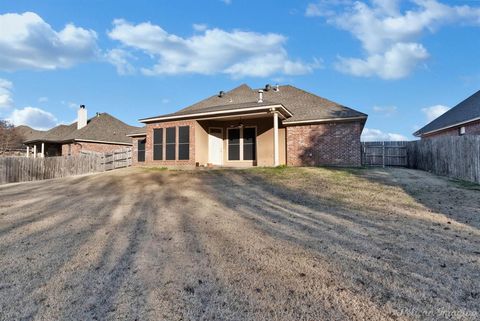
[245,166,420,213]
[0,167,479,321]
[449,178,480,191]
[140,166,169,172]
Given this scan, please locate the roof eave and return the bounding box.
[283,115,367,125]
[414,116,480,137]
[126,133,147,137]
[139,104,292,123]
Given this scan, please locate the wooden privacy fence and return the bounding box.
[0,148,132,184]
[102,148,132,171]
[362,141,408,166]
[407,136,480,184]
[0,154,103,184]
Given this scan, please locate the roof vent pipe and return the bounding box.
[264,84,271,91]
[218,91,225,98]
[258,90,264,103]
[274,84,279,92]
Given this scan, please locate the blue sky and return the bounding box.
[0,0,479,140]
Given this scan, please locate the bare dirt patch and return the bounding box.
[0,167,478,321]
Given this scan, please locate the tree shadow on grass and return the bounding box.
[196,169,480,320]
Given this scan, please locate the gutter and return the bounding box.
[283,116,367,125]
[126,133,147,137]
[139,104,292,123]
[23,138,132,146]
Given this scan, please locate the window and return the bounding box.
[228,128,240,160]
[459,126,466,136]
[153,128,163,160]
[243,127,256,161]
[178,126,190,160]
[166,127,176,160]
[228,127,256,161]
[137,139,146,162]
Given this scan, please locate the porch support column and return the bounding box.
[273,110,279,167]
[26,146,30,158]
[33,145,37,158]
[41,143,45,158]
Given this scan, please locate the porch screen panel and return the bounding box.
[243,128,256,161]
[153,129,163,160]
[178,126,190,160]
[138,139,146,162]
[166,127,176,160]
[228,128,240,161]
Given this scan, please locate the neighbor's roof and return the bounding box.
[24,113,141,144]
[140,84,367,124]
[414,90,480,136]
[14,125,44,142]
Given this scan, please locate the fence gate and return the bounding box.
[362,141,408,167]
[101,148,132,171]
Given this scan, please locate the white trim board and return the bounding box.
[139,105,292,123]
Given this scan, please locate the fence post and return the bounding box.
[382,141,385,168]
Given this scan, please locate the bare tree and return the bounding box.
[0,120,23,155]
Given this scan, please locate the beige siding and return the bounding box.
[195,121,209,165]
[197,116,285,167]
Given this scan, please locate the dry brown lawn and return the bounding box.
[0,166,479,321]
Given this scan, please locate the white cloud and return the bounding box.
[221,0,232,5]
[193,23,208,32]
[422,104,450,122]
[372,105,397,116]
[336,42,428,79]
[107,19,318,78]
[307,0,480,79]
[161,98,170,104]
[8,106,58,130]
[38,96,48,103]
[61,101,79,109]
[361,127,408,141]
[105,48,136,75]
[0,12,98,71]
[0,78,13,108]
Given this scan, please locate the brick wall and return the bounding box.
[61,141,131,156]
[422,119,480,139]
[286,121,363,167]
[140,120,196,167]
[131,137,146,164]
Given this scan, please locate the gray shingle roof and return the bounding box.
[14,125,44,142]
[127,126,147,136]
[141,84,367,123]
[24,113,141,144]
[414,90,480,136]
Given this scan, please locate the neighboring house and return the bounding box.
[414,90,480,138]
[24,105,141,157]
[0,125,41,156]
[128,84,367,167]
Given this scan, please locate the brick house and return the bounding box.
[414,90,480,138]
[24,105,141,157]
[129,84,367,167]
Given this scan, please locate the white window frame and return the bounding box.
[226,126,257,162]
